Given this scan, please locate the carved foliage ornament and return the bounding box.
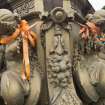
[46,24,82,105]
[47,25,72,88]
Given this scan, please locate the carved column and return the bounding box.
[41,6,83,105]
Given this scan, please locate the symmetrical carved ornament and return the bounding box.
[45,23,82,105]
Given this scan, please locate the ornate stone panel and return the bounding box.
[45,24,82,105]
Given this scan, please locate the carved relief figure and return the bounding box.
[73,9,105,105]
[0,9,41,105]
[0,0,101,105]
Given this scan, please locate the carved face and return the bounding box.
[0,9,17,35]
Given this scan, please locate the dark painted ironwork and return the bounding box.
[43,0,63,11]
[0,0,11,10]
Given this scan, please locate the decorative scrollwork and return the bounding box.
[47,25,72,88]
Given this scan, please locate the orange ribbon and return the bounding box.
[0,20,37,80]
[79,22,101,41]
